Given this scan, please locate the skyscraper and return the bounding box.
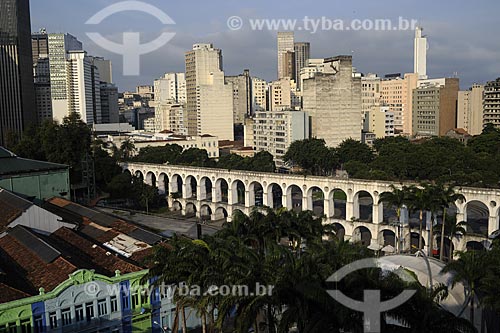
[277,32,294,79]
[414,27,428,80]
[47,33,82,122]
[0,0,36,146]
[294,42,310,89]
[185,44,233,140]
[483,78,500,129]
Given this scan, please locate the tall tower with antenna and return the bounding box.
[414,26,428,79]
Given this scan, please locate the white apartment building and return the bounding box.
[106,132,220,158]
[154,73,186,105]
[155,103,187,135]
[185,43,234,140]
[361,74,381,125]
[253,109,309,166]
[67,51,100,124]
[251,77,267,112]
[457,84,485,135]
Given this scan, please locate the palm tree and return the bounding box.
[442,250,489,325]
[407,184,433,251]
[120,138,136,161]
[378,184,412,252]
[435,184,466,261]
[442,216,468,262]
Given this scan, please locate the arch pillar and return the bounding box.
[263,190,269,208]
[324,198,332,218]
[489,215,498,235]
[281,194,287,209]
[302,196,308,211]
[348,199,356,220]
[182,183,188,199]
[228,188,234,205]
[212,186,218,203]
[244,191,251,208]
[372,203,383,224]
[197,185,203,201]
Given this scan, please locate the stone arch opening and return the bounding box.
[378,229,396,247]
[379,191,399,224]
[170,174,183,198]
[146,172,156,187]
[185,176,197,199]
[408,232,426,253]
[231,180,246,205]
[352,226,372,247]
[332,223,345,241]
[466,241,486,252]
[158,173,169,195]
[307,186,324,216]
[286,185,303,212]
[330,189,347,220]
[267,183,283,209]
[135,170,144,181]
[249,182,264,207]
[200,205,212,220]
[200,177,213,201]
[232,208,245,219]
[354,191,373,222]
[215,179,229,203]
[214,207,228,221]
[172,201,182,212]
[464,200,489,236]
[185,202,197,217]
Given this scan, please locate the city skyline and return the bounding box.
[29,0,500,91]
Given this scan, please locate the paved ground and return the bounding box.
[96,207,224,239]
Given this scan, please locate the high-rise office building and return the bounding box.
[412,78,459,137]
[92,57,113,84]
[414,27,428,80]
[483,78,500,129]
[225,69,252,124]
[185,43,233,140]
[457,84,484,135]
[269,78,292,111]
[32,30,49,64]
[47,33,82,122]
[0,0,36,146]
[100,82,119,124]
[294,42,310,89]
[303,56,362,147]
[277,32,294,79]
[361,74,381,127]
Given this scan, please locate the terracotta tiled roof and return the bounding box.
[0,235,77,292]
[0,189,32,233]
[0,283,31,303]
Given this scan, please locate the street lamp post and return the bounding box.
[153,321,170,333]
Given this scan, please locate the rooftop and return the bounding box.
[0,147,68,176]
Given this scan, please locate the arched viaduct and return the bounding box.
[123,162,500,254]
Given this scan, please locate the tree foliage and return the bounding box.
[146,208,477,333]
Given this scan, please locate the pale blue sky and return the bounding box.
[30,0,500,91]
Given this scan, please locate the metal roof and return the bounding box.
[129,228,162,245]
[9,226,61,263]
[0,152,68,176]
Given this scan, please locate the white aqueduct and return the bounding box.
[122,163,500,255]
